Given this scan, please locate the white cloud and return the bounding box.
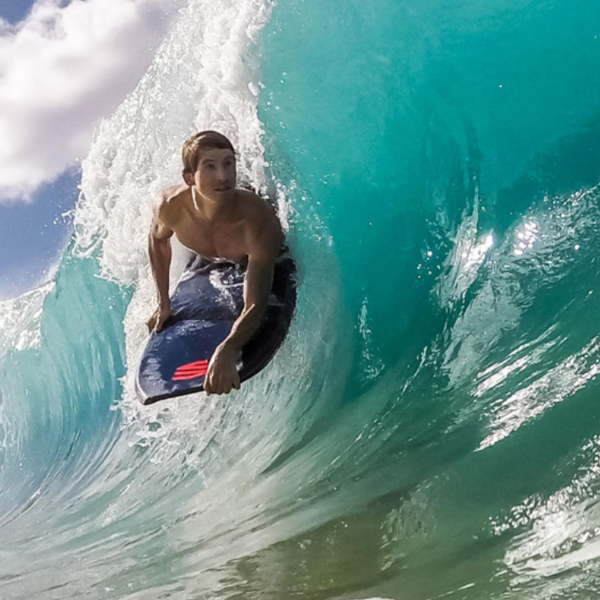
[0,0,186,202]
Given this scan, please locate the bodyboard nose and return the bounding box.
[136,319,233,404]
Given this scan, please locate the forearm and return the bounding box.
[223,303,266,352]
[222,250,275,352]
[148,234,172,307]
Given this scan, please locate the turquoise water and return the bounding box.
[2,0,600,598]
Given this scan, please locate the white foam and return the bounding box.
[0,281,54,359]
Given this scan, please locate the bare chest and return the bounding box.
[173,213,248,264]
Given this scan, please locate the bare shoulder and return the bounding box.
[235,189,283,254]
[235,189,280,226]
[154,184,189,226]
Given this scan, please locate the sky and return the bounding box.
[0,0,186,299]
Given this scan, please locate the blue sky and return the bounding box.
[0,0,69,299]
[0,0,33,24]
[0,169,79,299]
[0,0,184,299]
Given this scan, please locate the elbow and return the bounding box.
[149,233,170,255]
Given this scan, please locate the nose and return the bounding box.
[216,165,229,181]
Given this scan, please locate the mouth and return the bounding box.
[214,186,231,192]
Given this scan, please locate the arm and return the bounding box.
[146,198,174,332]
[224,252,276,350]
[204,213,283,394]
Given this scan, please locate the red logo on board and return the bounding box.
[172,360,208,381]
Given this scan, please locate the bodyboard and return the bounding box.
[136,255,296,405]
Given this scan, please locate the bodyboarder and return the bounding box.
[146,131,284,396]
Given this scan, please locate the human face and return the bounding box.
[191,148,236,201]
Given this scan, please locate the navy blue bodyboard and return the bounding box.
[136,255,296,405]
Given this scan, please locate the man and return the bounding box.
[146,131,284,395]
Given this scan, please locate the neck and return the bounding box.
[191,186,233,222]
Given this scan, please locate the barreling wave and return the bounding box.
[2,0,600,598]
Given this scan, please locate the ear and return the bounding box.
[182,170,194,186]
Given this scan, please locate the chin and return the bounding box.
[214,189,234,198]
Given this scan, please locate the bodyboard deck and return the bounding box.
[136,255,296,405]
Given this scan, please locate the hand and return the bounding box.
[204,342,241,395]
[146,304,171,333]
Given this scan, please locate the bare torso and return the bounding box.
[158,184,279,265]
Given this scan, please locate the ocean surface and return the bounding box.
[2,0,600,598]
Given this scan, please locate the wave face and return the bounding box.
[3,0,600,598]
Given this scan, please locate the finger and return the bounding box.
[208,366,216,390]
[226,371,236,394]
[231,366,240,390]
[223,376,233,394]
[213,369,225,395]
[156,316,166,332]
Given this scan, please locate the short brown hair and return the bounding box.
[181,131,235,174]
